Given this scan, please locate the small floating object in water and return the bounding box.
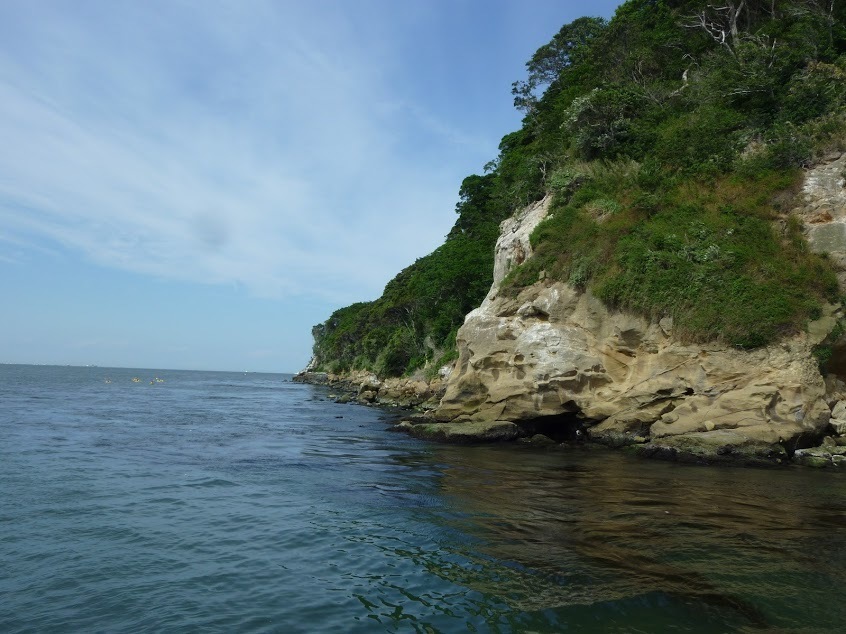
[104,378,111,383]
[131,377,141,383]
[154,377,164,383]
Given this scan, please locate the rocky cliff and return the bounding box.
[422,156,846,464]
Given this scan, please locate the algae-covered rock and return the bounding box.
[520,433,557,447]
[791,438,846,467]
[793,448,833,468]
[588,428,649,448]
[633,430,789,466]
[406,420,521,444]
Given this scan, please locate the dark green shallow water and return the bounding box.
[2,364,846,632]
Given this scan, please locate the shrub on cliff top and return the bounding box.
[499,0,843,349]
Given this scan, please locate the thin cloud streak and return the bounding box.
[0,1,476,302]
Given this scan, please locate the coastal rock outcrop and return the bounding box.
[397,419,521,444]
[297,157,846,465]
[432,172,844,462]
[293,369,446,410]
[435,278,832,460]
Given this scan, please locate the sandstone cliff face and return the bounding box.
[434,172,844,459]
[797,152,846,286]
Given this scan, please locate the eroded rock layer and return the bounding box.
[433,172,844,460]
[436,279,831,452]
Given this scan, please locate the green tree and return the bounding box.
[511,16,607,114]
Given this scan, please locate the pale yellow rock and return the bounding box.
[831,418,846,435]
[808,303,839,345]
[492,195,552,289]
[797,153,846,288]
[434,190,836,452]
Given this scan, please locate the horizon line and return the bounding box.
[0,362,297,375]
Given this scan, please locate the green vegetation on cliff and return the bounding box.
[311,0,846,376]
[310,173,511,376]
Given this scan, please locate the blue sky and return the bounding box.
[0,0,622,372]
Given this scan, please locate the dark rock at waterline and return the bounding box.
[792,437,846,467]
[397,420,522,444]
[589,428,649,448]
[519,433,557,447]
[631,431,789,467]
[292,371,329,385]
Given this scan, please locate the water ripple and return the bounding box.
[2,366,846,633]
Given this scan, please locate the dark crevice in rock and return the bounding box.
[658,402,676,416]
[783,430,827,457]
[823,340,846,380]
[515,411,587,442]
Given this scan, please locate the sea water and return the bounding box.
[1,363,845,632]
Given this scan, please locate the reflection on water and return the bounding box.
[412,444,846,632]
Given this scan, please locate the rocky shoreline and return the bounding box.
[295,154,846,469]
[292,369,446,410]
[292,368,846,468]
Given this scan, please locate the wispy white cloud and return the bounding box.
[0,229,64,263]
[0,0,484,302]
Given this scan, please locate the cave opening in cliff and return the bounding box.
[517,411,586,442]
[823,340,846,381]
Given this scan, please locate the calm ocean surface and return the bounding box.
[2,364,846,632]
